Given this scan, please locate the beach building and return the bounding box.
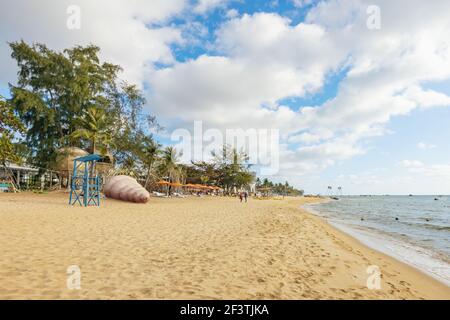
[0,162,61,191]
[0,162,38,191]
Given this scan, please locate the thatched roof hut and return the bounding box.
[55,147,89,176]
[55,147,114,178]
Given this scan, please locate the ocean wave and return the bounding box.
[421,224,450,232]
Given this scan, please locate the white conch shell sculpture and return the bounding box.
[104,175,150,203]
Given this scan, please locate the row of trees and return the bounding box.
[184,146,255,194]
[0,95,25,166]
[255,178,304,196]
[6,41,155,169]
[0,41,258,193]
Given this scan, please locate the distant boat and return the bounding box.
[330,196,339,200]
[409,194,413,197]
[434,198,439,201]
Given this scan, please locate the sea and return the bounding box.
[304,195,450,286]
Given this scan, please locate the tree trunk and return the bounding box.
[92,137,96,154]
[144,167,152,190]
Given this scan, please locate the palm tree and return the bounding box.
[177,165,187,184]
[200,175,209,185]
[159,146,182,195]
[139,136,161,189]
[70,106,113,155]
[211,144,253,194]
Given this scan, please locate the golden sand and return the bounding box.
[0,192,449,299]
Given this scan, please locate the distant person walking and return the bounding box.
[239,192,243,203]
[244,191,248,203]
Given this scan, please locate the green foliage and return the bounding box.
[110,85,161,170]
[137,134,162,188]
[0,96,24,132]
[184,144,255,193]
[211,145,254,192]
[69,106,114,154]
[0,132,19,164]
[158,146,182,181]
[257,178,304,196]
[7,41,159,171]
[0,96,25,164]
[5,41,300,194]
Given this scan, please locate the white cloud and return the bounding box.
[417,142,437,150]
[344,173,381,186]
[400,160,424,169]
[400,160,450,178]
[147,1,450,180]
[292,0,314,8]
[149,12,344,130]
[193,0,229,14]
[225,9,239,19]
[2,0,450,191]
[403,86,450,109]
[0,0,186,87]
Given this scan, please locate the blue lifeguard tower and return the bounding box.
[69,154,102,206]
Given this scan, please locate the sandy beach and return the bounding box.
[0,192,449,299]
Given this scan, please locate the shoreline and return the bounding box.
[329,221,450,287]
[296,199,450,299]
[0,192,449,299]
[302,200,450,287]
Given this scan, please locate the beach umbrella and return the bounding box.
[156,180,170,194]
[183,183,198,193]
[170,182,183,187]
[157,180,170,185]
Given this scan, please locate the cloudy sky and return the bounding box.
[1,0,450,194]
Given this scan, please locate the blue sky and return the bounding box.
[1,0,450,194]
